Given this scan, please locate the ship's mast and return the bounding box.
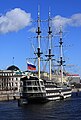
[59,26,65,84]
[46,9,54,80]
[36,6,42,79]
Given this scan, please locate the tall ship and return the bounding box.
[18,8,72,105]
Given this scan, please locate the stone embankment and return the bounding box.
[0,91,20,101]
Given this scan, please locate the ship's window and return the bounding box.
[38,87,41,91]
[33,87,38,91]
[40,81,43,85]
[42,87,45,91]
[23,87,27,91]
[23,81,26,86]
[35,81,37,85]
[32,81,37,86]
[37,81,39,85]
[28,87,32,91]
[27,81,31,85]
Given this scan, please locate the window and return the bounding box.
[28,87,32,91]
[23,87,27,92]
[27,81,31,85]
[12,82,13,86]
[23,81,26,86]
[15,83,17,86]
[5,73,7,76]
[40,81,43,85]
[42,87,45,91]
[33,87,38,91]
[32,81,37,86]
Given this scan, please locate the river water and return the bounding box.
[0,93,81,120]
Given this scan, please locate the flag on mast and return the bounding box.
[27,62,36,70]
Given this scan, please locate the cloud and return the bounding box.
[28,27,36,33]
[0,8,31,33]
[70,13,81,26]
[52,13,81,29]
[52,15,70,28]
[1,8,81,34]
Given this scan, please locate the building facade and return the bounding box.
[0,65,23,92]
[66,74,80,84]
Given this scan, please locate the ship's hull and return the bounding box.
[46,88,71,100]
[46,88,71,101]
[19,87,71,105]
[19,76,72,105]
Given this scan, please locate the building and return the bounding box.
[0,65,23,92]
[66,74,80,84]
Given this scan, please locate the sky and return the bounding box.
[0,0,81,76]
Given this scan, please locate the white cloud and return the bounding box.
[70,13,81,26]
[52,15,70,28]
[28,27,36,33]
[1,8,81,34]
[52,13,81,30]
[0,8,31,33]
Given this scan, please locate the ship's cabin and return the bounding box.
[20,76,46,94]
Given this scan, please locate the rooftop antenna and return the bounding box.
[12,57,14,65]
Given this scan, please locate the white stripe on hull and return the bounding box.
[46,93,71,101]
[64,94,71,99]
[47,97,60,100]
[46,88,61,90]
[46,94,71,101]
[46,93,59,96]
[61,91,72,94]
[46,90,71,96]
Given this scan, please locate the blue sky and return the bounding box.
[0,0,81,76]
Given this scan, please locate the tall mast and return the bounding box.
[46,9,54,80]
[36,6,42,79]
[59,26,65,84]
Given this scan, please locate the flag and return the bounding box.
[27,62,36,70]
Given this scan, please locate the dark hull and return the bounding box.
[18,96,48,106]
[27,97,48,103]
[19,88,71,106]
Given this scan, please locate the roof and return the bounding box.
[7,65,20,71]
[66,74,80,77]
